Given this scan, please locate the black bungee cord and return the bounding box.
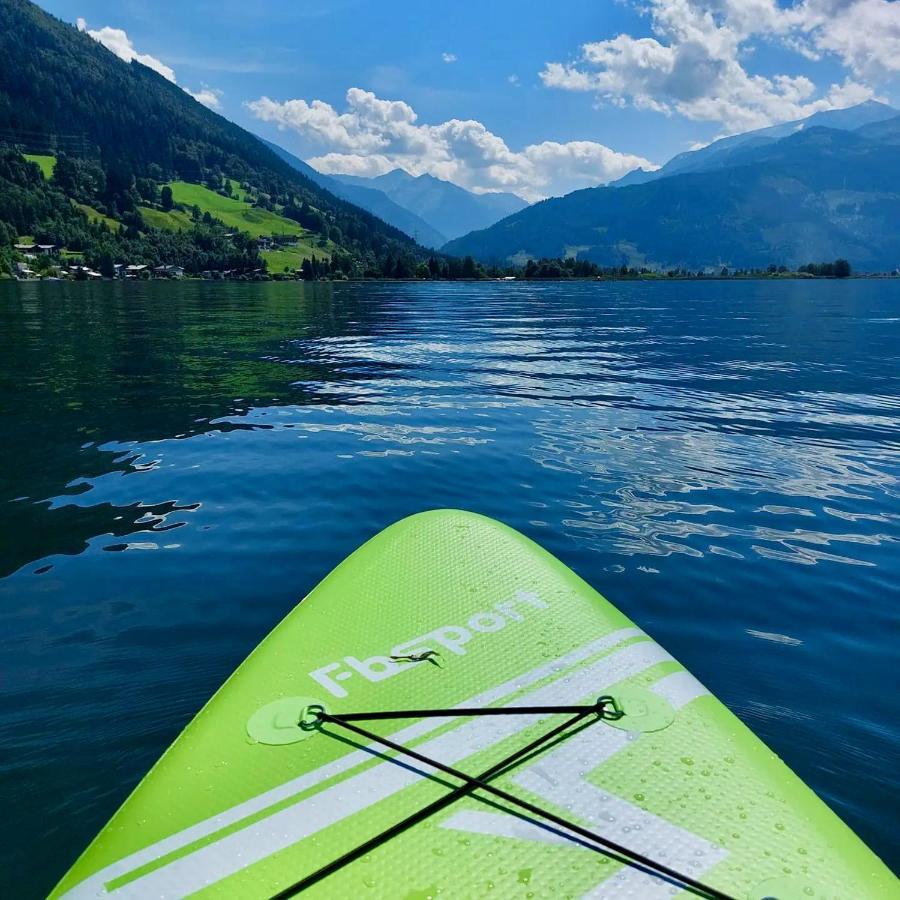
[270,698,737,900]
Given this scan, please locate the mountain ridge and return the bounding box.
[445,111,900,271]
[261,140,448,249]
[612,100,898,188]
[330,168,528,243]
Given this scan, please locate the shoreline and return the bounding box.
[4,273,899,284]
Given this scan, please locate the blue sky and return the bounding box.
[42,0,900,199]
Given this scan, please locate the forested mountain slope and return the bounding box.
[0,0,427,275]
[446,124,900,271]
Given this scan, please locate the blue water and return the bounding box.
[1,279,898,896]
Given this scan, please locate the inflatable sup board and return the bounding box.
[51,511,898,899]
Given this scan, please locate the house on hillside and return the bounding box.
[257,236,274,251]
[153,265,185,278]
[36,244,56,255]
[125,264,148,278]
[67,265,102,279]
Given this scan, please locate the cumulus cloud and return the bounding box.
[540,0,893,133]
[77,17,176,82]
[186,86,224,110]
[247,88,656,200]
[77,18,223,109]
[442,52,458,64]
[797,0,900,79]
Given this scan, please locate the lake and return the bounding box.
[1,278,898,896]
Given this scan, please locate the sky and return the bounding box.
[42,0,900,201]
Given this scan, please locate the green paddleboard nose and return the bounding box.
[49,511,900,900]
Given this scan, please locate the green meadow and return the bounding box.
[15,153,329,270]
[138,205,194,231]
[261,243,331,273]
[25,154,56,179]
[166,182,304,238]
[74,202,120,230]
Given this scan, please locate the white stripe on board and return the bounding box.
[583,866,686,900]
[68,635,670,898]
[437,667,717,899]
[441,809,575,847]
[514,674,723,899]
[649,670,709,710]
[62,627,642,898]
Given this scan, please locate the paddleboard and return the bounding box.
[51,510,898,899]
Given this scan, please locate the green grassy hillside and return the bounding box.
[24,154,55,179]
[138,205,194,231]
[148,185,333,271]
[74,202,120,230]
[262,244,330,273]
[167,182,304,238]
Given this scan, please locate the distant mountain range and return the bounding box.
[263,140,527,249]
[613,100,898,187]
[332,170,528,245]
[446,102,900,271]
[262,140,448,249]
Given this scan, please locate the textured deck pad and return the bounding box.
[52,510,897,899]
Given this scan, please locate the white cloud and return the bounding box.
[442,52,458,64]
[540,0,892,133]
[508,74,521,86]
[247,88,657,201]
[77,17,176,82]
[77,17,224,110]
[186,86,224,110]
[797,0,900,80]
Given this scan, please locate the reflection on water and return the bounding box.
[1,278,898,895]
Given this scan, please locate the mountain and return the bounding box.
[613,100,898,187]
[445,121,900,271]
[855,113,900,145]
[0,0,427,276]
[331,169,528,243]
[262,139,448,249]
